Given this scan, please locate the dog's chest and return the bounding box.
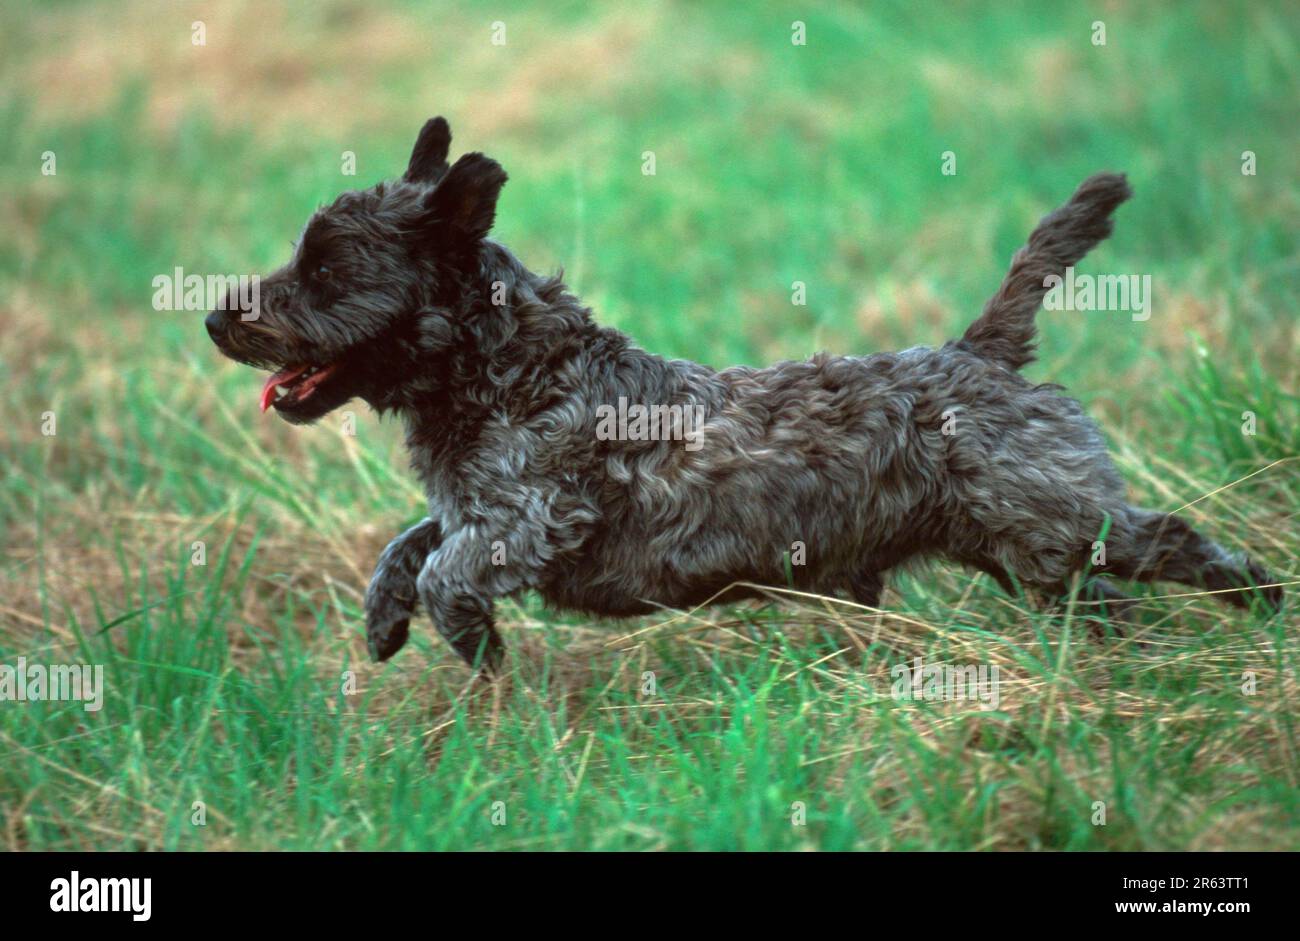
[410,436,517,536]
[413,458,467,534]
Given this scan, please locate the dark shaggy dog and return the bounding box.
[207,116,1282,671]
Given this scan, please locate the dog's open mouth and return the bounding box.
[259,362,342,412]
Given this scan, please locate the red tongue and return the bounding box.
[259,365,311,413]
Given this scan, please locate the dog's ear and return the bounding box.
[404,116,452,184]
[420,152,508,243]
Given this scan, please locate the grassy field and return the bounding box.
[1,0,1297,850]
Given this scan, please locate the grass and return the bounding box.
[1,0,1297,851]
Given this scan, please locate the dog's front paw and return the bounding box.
[365,588,415,661]
[367,611,411,661]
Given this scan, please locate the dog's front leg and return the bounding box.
[415,521,545,674]
[366,517,442,661]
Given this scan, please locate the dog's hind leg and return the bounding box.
[1105,508,1283,614]
[955,548,1137,637]
[955,554,1019,598]
[1078,578,1141,629]
[847,571,885,608]
[1046,577,1140,639]
[366,517,442,661]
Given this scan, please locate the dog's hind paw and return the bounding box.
[1243,559,1284,617]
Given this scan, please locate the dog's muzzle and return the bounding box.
[204,308,228,342]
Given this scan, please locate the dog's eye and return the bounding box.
[314,264,332,282]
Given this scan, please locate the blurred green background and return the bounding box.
[0,0,1296,850]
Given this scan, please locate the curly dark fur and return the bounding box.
[207,117,1284,672]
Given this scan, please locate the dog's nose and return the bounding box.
[205,309,226,341]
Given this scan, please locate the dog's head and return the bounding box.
[206,117,508,423]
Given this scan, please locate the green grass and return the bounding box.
[1,0,1297,850]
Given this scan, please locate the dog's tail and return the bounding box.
[960,172,1132,370]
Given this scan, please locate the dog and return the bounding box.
[207,116,1283,672]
